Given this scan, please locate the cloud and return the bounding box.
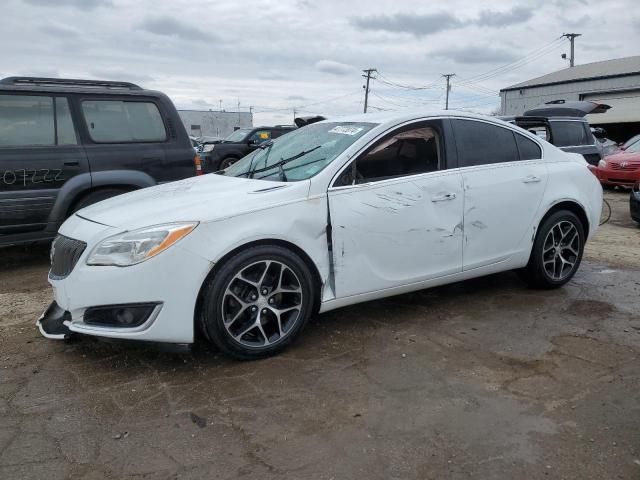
[24,0,113,8]
[89,67,154,84]
[351,12,462,36]
[352,7,534,36]
[40,22,80,38]
[139,16,215,42]
[432,46,519,64]
[314,60,356,76]
[476,7,534,27]
[286,95,307,101]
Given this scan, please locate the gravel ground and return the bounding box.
[0,190,639,479]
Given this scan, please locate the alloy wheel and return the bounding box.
[542,220,580,281]
[221,260,303,348]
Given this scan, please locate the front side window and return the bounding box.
[453,119,519,167]
[223,121,376,182]
[336,124,442,186]
[551,121,591,147]
[249,130,271,143]
[82,100,166,143]
[0,94,54,147]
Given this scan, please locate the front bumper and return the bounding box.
[39,214,213,344]
[592,166,640,187]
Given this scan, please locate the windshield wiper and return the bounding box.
[247,145,322,180]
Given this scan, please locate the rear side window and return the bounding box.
[515,133,542,160]
[551,121,591,147]
[453,119,519,167]
[82,100,167,143]
[0,94,55,147]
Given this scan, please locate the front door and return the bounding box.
[328,120,464,299]
[0,94,88,236]
[451,119,548,270]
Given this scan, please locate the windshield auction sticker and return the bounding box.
[329,126,364,136]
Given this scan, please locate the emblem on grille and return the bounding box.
[621,161,628,168]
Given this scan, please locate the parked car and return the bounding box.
[501,100,611,166]
[38,111,602,359]
[621,134,640,151]
[200,125,297,172]
[631,182,640,224]
[593,139,640,188]
[0,76,200,247]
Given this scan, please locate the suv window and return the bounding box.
[249,130,271,143]
[82,100,166,143]
[336,123,442,186]
[551,121,591,147]
[515,133,542,160]
[0,94,55,147]
[453,119,519,167]
[55,97,78,145]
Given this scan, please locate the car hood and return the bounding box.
[77,174,309,230]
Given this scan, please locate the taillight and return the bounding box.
[194,154,203,175]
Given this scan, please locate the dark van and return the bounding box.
[0,77,200,247]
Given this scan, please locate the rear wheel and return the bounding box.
[521,210,585,289]
[199,245,315,360]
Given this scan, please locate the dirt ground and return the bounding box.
[1,190,639,479]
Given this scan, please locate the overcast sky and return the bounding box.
[2,0,638,125]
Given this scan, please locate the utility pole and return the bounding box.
[562,33,581,67]
[362,68,377,113]
[293,108,297,123]
[442,73,455,110]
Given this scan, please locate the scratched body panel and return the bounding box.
[328,170,464,298]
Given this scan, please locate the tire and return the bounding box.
[199,245,316,360]
[219,156,239,170]
[71,188,129,214]
[521,210,585,289]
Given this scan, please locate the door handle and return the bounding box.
[431,193,457,202]
[63,161,79,166]
[522,175,541,183]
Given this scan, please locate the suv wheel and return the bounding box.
[199,245,315,360]
[219,156,239,170]
[521,210,585,289]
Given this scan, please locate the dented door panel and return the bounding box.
[328,171,464,298]
[461,160,548,270]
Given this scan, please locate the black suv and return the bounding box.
[0,77,200,247]
[501,100,610,166]
[201,125,296,172]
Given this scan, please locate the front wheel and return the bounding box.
[199,245,316,360]
[521,210,585,289]
[219,156,239,170]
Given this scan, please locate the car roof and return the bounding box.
[317,110,510,128]
[0,77,166,98]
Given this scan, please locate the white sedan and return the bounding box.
[38,111,602,359]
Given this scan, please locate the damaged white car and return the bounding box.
[39,112,602,359]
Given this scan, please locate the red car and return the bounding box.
[591,140,640,188]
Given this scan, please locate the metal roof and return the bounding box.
[501,56,640,91]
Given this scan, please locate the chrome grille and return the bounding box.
[610,162,640,171]
[50,235,87,279]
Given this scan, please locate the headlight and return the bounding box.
[86,222,198,267]
[598,159,607,168]
[203,144,215,152]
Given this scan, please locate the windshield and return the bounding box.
[622,134,640,150]
[222,122,376,182]
[224,129,252,142]
[626,140,640,153]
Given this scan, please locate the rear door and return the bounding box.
[451,119,548,270]
[78,97,168,182]
[0,93,88,236]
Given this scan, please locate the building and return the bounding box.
[500,56,640,141]
[177,110,253,139]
